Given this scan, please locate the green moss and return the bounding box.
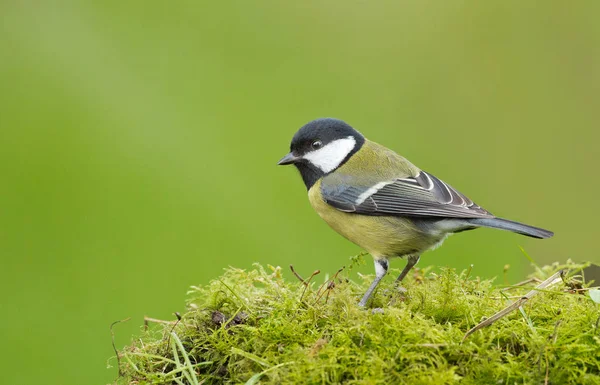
[114,257,600,384]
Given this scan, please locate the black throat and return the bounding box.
[294,162,324,190]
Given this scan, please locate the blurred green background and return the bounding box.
[1,1,598,384]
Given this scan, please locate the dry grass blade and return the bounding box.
[110,317,131,377]
[463,269,565,342]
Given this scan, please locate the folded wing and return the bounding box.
[321,170,493,219]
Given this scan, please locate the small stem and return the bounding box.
[290,265,307,285]
[110,317,131,377]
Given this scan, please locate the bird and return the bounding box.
[278,118,553,307]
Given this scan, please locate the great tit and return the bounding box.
[278,118,553,307]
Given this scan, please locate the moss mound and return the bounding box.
[114,258,600,384]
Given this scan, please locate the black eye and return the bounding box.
[312,140,323,149]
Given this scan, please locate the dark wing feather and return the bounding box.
[322,170,493,219]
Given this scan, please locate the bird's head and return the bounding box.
[278,118,365,189]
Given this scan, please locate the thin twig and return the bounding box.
[301,270,321,301]
[463,270,565,342]
[290,265,306,285]
[144,316,194,330]
[501,277,543,291]
[322,266,345,303]
[144,316,179,325]
[165,313,182,351]
[110,317,131,377]
[315,280,327,300]
[491,286,597,299]
[314,267,344,303]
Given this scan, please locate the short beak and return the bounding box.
[277,152,301,165]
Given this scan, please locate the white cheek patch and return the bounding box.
[303,136,356,173]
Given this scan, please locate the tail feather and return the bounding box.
[468,217,554,239]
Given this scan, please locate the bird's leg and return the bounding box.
[394,254,420,284]
[358,259,388,307]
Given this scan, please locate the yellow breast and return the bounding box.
[308,179,440,259]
